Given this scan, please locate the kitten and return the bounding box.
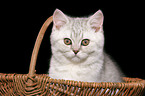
[48,9,124,82]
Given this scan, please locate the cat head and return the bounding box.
[51,9,104,63]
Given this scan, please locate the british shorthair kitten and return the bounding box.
[48,9,124,82]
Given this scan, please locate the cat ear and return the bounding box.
[53,9,69,29]
[87,10,104,32]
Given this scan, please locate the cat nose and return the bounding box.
[73,50,79,54]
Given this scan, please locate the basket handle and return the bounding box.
[28,16,53,77]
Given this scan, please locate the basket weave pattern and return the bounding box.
[0,16,145,96]
[0,74,145,95]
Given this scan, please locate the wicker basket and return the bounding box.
[0,16,145,96]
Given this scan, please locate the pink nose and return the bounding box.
[73,50,79,54]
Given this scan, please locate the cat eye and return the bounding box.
[64,38,72,45]
[81,39,90,46]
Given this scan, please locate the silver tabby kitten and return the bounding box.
[48,9,124,82]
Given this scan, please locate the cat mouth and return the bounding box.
[63,51,88,63]
[71,56,81,62]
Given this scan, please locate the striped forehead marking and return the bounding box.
[70,18,87,43]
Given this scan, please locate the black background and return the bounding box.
[0,2,145,80]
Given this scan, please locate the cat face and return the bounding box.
[51,9,104,63]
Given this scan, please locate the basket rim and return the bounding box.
[0,73,145,89]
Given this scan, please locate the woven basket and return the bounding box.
[0,16,145,96]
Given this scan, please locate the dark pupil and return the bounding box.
[66,40,69,43]
[84,40,87,44]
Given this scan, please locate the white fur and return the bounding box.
[48,9,124,82]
